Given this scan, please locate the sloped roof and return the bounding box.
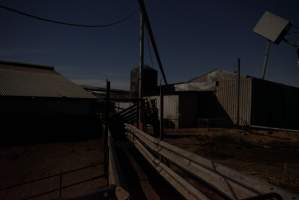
[173,69,243,92]
[0,61,95,99]
[189,69,237,83]
[174,81,216,92]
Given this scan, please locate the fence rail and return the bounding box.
[0,162,104,200]
[107,130,130,200]
[125,123,299,200]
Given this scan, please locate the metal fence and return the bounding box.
[0,163,104,200]
[107,130,130,200]
[125,124,298,200]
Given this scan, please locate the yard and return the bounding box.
[165,128,299,194]
[0,138,106,200]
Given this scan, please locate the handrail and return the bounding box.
[108,131,121,185]
[113,104,137,117]
[125,124,299,200]
[133,137,210,200]
[107,130,130,200]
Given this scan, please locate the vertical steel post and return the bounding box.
[104,80,110,180]
[160,80,164,140]
[138,10,144,129]
[262,40,272,80]
[237,58,241,127]
[137,0,168,85]
[59,172,62,198]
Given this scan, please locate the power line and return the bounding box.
[284,38,299,48]
[0,4,136,28]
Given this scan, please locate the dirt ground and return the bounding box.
[164,128,299,194]
[0,138,106,200]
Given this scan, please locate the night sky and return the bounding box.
[0,0,299,89]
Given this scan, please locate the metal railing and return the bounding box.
[125,124,299,200]
[0,163,104,200]
[107,130,130,200]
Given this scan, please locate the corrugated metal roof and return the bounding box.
[189,69,237,83]
[0,61,95,99]
[174,81,216,92]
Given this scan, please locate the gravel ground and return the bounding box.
[0,138,106,200]
[165,128,299,194]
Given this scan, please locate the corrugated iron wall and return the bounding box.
[216,78,252,126]
[147,95,180,128]
[179,93,200,128]
[251,78,299,129]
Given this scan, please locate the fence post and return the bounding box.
[59,172,62,198]
[237,58,241,127]
[104,80,111,182]
[159,80,164,140]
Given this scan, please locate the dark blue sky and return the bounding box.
[0,0,299,89]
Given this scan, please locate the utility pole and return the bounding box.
[159,80,164,140]
[261,40,272,79]
[237,58,241,127]
[104,80,110,179]
[137,0,168,85]
[138,8,144,129]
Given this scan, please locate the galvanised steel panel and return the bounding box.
[215,78,252,126]
[0,61,95,99]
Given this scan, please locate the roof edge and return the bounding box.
[0,60,54,71]
[189,68,232,82]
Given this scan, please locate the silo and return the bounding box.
[130,65,158,97]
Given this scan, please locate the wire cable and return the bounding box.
[0,4,136,28]
[283,38,299,48]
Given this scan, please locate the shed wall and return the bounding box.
[147,95,180,128]
[179,93,200,128]
[196,92,233,127]
[251,78,299,129]
[0,97,99,142]
[216,79,252,126]
[0,97,96,116]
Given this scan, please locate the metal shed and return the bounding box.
[216,78,252,126]
[147,92,200,128]
[0,61,98,142]
[150,69,299,130]
[215,76,299,129]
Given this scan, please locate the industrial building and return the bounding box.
[0,61,98,142]
[130,65,158,97]
[83,85,131,112]
[140,69,299,130]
